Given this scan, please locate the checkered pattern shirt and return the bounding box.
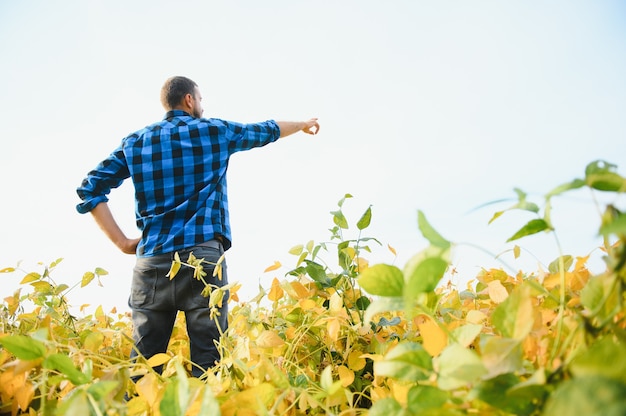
[76,110,281,256]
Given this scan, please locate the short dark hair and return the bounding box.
[160,76,197,110]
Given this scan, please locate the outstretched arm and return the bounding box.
[277,118,320,138]
[90,202,140,255]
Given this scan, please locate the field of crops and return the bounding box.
[1,160,625,415]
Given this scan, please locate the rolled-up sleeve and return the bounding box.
[220,119,281,153]
[76,146,130,214]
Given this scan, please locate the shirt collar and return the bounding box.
[164,109,193,120]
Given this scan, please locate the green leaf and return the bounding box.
[197,385,221,416]
[473,373,538,416]
[491,284,533,340]
[405,257,448,297]
[584,160,626,192]
[548,255,573,273]
[43,353,90,385]
[436,344,487,390]
[364,297,405,324]
[543,376,626,416]
[368,398,405,416]
[55,389,90,416]
[587,172,626,192]
[357,205,372,230]
[355,296,371,310]
[407,385,449,414]
[509,188,540,213]
[585,159,617,176]
[0,334,46,360]
[304,260,331,287]
[87,381,119,400]
[95,267,108,276]
[55,284,70,294]
[358,264,404,297]
[570,337,626,383]
[374,342,433,382]
[174,361,190,416]
[450,324,483,347]
[160,381,182,416]
[417,211,450,249]
[337,193,353,207]
[580,273,621,324]
[506,219,551,242]
[546,178,585,198]
[506,368,548,403]
[600,211,626,237]
[481,336,524,377]
[330,210,349,229]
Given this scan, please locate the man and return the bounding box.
[76,76,319,377]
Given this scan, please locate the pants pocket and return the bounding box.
[129,265,158,308]
[188,247,228,308]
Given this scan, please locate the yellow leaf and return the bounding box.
[221,383,275,415]
[327,318,341,342]
[4,294,19,315]
[212,263,222,279]
[81,271,95,287]
[135,373,161,407]
[347,350,366,371]
[488,280,509,303]
[299,299,317,310]
[543,273,560,290]
[329,292,343,313]
[289,281,310,299]
[256,330,285,348]
[15,380,34,411]
[388,244,397,256]
[0,370,24,397]
[288,245,304,255]
[228,281,242,303]
[264,261,282,273]
[285,326,297,340]
[267,278,284,302]
[337,365,355,387]
[83,331,104,352]
[146,353,171,368]
[416,314,448,356]
[356,257,369,272]
[513,245,521,259]
[20,272,40,284]
[466,310,487,324]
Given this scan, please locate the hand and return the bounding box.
[120,237,140,255]
[302,118,320,135]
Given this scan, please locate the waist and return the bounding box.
[142,239,224,261]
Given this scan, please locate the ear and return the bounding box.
[183,93,194,110]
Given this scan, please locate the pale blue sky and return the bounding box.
[1,1,625,311]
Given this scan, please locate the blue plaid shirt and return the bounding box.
[76,110,281,257]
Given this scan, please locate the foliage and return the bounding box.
[1,160,626,415]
